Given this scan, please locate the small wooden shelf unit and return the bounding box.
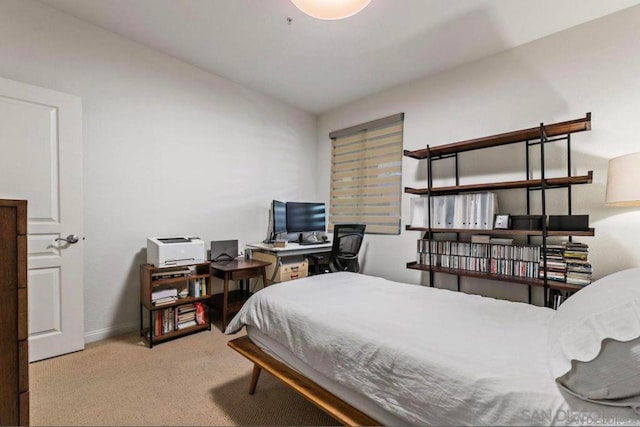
[140,262,212,348]
[404,113,593,306]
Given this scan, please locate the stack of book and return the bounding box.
[539,242,592,285]
[539,245,567,282]
[564,242,592,285]
[151,267,191,280]
[152,286,178,306]
[176,304,197,330]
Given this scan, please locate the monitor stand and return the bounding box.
[298,232,323,245]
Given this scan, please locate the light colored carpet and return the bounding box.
[29,325,339,426]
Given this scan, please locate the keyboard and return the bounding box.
[298,240,330,246]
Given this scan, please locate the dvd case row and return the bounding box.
[417,239,540,261]
[417,239,541,279]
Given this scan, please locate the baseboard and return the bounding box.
[84,320,139,344]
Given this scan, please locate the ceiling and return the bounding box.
[39,0,640,114]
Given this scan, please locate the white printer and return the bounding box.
[146,237,205,267]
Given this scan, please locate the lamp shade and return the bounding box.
[605,152,640,206]
[291,0,372,20]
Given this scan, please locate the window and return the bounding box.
[329,113,404,235]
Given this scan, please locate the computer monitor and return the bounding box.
[272,200,287,234]
[285,202,326,233]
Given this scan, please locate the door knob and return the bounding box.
[55,234,80,244]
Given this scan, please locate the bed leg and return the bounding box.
[249,364,262,395]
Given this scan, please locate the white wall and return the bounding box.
[0,0,317,341]
[318,6,640,305]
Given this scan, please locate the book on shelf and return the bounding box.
[564,252,588,261]
[151,267,192,280]
[471,235,491,244]
[154,311,161,337]
[489,237,513,245]
[152,309,177,336]
[551,290,571,309]
[539,269,566,282]
[188,279,202,298]
[177,320,197,330]
[566,262,592,273]
[177,312,196,322]
[566,274,592,285]
[162,308,173,333]
[544,260,567,270]
[410,192,498,230]
[178,303,196,313]
[152,286,178,300]
[152,296,178,306]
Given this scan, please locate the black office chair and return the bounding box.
[310,224,366,274]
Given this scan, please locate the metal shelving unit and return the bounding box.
[404,113,592,307]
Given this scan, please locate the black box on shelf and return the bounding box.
[548,215,589,231]
[511,215,545,230]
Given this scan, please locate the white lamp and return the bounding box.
[291,0,372,20]
[605,152,640,206]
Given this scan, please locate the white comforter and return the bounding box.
[226,272,640,426]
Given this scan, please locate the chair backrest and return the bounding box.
[329,223,366,272]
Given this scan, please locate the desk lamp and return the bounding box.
[605,152,640,206]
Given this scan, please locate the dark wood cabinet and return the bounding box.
[0,199,29,426]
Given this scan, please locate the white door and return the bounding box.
[0,76,84,362]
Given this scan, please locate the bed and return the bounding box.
[225,270,640,426]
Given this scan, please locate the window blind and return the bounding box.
[329,113,404,235]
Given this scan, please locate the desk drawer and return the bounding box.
[251,251,310,283]
[280,262,308,275]
[277,261,308,282]
[279,269,308,282]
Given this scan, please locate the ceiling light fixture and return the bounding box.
[291,0,372,20]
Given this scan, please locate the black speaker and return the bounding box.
[548,215,589,231]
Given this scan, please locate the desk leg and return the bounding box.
[261,266,268,288]
[222,273,229,331]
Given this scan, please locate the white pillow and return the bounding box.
[559,338,640,398]
[547,268,640,413]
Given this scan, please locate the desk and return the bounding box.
[247,242,332,256]
[210,259,270,331]
[247,242,332,283]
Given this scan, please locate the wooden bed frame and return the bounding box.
[227,336,379,426]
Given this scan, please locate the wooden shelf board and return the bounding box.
[141,323,210,343]
[404,172,592,195]
[150,272,211,286]
[405,226,595,237]
[403,113,591,159]
[144,294,212,311]
[406,262,584,292]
